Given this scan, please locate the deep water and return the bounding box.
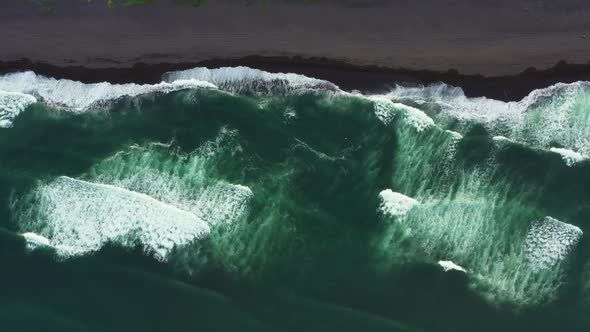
[1,68,590,332]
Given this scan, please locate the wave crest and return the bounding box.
[162,66,341,94]
[15,176,210,261]
[0,90,37,127]
[0,71,216,111]
[386,81,590,159]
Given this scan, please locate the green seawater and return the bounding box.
[1,84,590,332]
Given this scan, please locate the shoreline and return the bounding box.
[2,56,590,101]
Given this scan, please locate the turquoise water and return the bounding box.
[0,68,589,331]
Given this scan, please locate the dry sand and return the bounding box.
[2,0,590,76]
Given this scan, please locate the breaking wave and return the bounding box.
[1,66,589,330]
[15,176,210,261]
[162,66,341,94]
[0,91,36,128]
[0,71,215,111]
[385,82,590,162]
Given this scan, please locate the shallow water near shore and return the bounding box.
[1,67,589,332]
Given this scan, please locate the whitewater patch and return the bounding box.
[0,71,216,111]
[100,169,253,228]
[22,232,51,250]
[370,96,397,124]
[385,82,522,124]
[378,189,418,218]
[3,67,589,162]
[16,176,210,261]
[385,81,590,158]
[88,135,252,228]
[370,96,435,131]
[524,216,583,270]
[395,103,435,132]
[445,130,463,140]
[0,91,37,128]
[191,182,253,227]
[438,260,467,273]
[374,173,579,307]
[550,147,585,166]
[162,66,340,94]
[492,136,513,142]
[491,136,581,165]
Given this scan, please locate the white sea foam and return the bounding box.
[0,71,216,111]
[445,130,463,140]
[370,96,397,124]
[284,106,298,122]
[191,182,253,226]
[375,172,580,307]
[22,232,51,250]
[83,129,253,229]
[441,130,463,178]
[386,81,590,157]
[524,216,583,270]
[162,66,340,94]
[386,83,522,124]
[370,96,434,131]
[0,91,37,127]
[16,176,210,261]
[550,147,585,166]
[394,103,435,132]
[378,189,418,218]
[492,136,513,142]
[438,260,467,273]
[102,169,253,227]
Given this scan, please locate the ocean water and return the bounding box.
[0,67,589,332]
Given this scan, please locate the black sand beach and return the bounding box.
[3,56,590,101]
[2,0,590,100]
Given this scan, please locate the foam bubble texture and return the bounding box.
[162,66,340,94]
[22,232,51,251]
[0,71,216,111]
[438,260,467,273]
[386,81,590,157]
[0,91,37,128]
[87,131,252,228]
[524,216,583,270]
[378,189,418,218]
[17,176,210,261]
[550,147,585,166]
[445,130,463,140]
[191,182,253,226]
[95,166,253,227]
[370,96,397,124]
[394,103,435,132]
[370,97,435,131]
